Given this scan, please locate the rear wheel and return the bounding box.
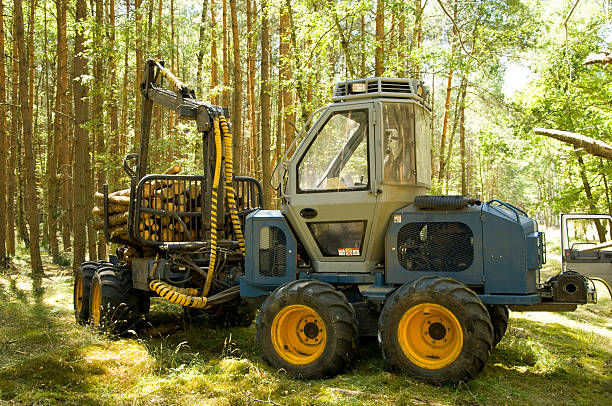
[256,280,358,379]
[378,277,493,385]
[487,304,509,347]
[89,266,144,334]
[74,261,109,324]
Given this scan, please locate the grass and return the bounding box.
[0,252,610,405]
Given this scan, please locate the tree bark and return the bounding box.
[229,0,242,175]
[246,0,256,176]
[7,17,19,257]
[210,0,218,104]
[135,0,143,149]
[438,0,458,184]
[119,0,130,157]
[94,0,106,260]
[15,0,43,276]
[43,0,59,260]
[280,2,294,150]
[196,0,208,98]
[534,128,612,161]
[576,151,607,241]
[73,0,90,269]
[375,0,384,76]
[260,0,272,208]
[222,0,230,108]
[0,0,7,265]
[459,77,468,196]
[108,0,120,187]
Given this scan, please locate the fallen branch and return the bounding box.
[534,128,612,161]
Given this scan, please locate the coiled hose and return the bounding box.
[202,116,224,298]
[149,280,207,308]
[151,115,244,308]
[220,116,246,256]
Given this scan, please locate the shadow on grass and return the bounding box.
[1,274,610,405]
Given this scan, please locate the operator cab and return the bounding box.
[277,78,432,273]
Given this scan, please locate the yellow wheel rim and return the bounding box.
[91,279,101,325]
[271,304,327,365]
[75,274,84,313]
[397,303,463,370]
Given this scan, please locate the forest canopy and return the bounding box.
[0,0,611,271]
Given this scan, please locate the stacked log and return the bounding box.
[92,164,201,242]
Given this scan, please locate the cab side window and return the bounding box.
[298,109,369,192]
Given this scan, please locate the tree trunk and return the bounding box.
[280,2,294,150]
[222,0,230,108]
[108,0,120,188]
[94,0,106,260]
[412,0,423,79]
[6,18,20,257]
[119,0,130,157]
[15,0,43,276]
[43,0,59,260]
[459,78,468,196]
[260,0,272,208]
[210,0,218,104]
[246,0,256,176]
[229,0,242,175]
[375,0,384,76]
[73,0,90,270]
[0,0,7,265]
[534,128,612,161]
[438,0,458,184]
[135,0,143,149]
[576,152,607,241]
[196,0,208,98]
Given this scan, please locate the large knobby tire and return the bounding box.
[89,266,144,334]
[378,277,493,385]
[74,261,109,324]
[256,280,358,379]
[487,304,509,347]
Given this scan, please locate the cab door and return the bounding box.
[283,102,378,272]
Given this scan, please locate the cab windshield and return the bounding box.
[298,109,369,192]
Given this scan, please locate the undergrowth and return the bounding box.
[0,255,610,405]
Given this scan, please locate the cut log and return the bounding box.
[164,163,181,175]
[534,128,612,161]
[110,188,130,197]
[108,212,129,227]
[92,204,129,217]
[94,192,131,205]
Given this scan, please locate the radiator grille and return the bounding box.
[259,226,287,277]
[397,222,473,272]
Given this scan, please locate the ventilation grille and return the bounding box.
[397,222,473,272]
[332,78,422,102]
[259,226,287,277]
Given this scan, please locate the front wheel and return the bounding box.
[378,277,493,385]
[256,280,358,379]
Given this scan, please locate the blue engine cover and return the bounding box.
[241,209,297,297]
[385,201,543,296]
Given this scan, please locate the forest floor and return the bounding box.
[0,233,611,405]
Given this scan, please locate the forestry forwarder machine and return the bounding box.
[73,59,597,385]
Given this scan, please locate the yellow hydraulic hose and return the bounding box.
[202,116,223,298]
[149,280,207,308]
[219,116,246,256]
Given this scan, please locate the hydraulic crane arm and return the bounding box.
[137,58,226,180]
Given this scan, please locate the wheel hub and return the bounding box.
[271,304,327,365]
[397,303,463,370]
